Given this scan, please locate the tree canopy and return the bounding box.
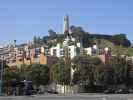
[51,59,71,85]
[27,64,50,86]
[72,55,103,86]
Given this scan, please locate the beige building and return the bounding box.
[84,47,92,56]
[0,43,57,68]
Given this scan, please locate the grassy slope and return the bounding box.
[95,39,133,56]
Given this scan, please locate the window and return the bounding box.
[35,48,41,55]
[12,60,16,63]
[60,50,64,55]
[34,48,41,58]
[19,59,23,62]
[53,49,57,56]
[6,61,9,63]
[69,53,71,56]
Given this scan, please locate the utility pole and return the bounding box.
[0,56,4,95]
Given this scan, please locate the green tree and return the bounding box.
[33,36,37,44]
[102,55,129,88]
[48,29,57,39]
[33,36,42,44]
[3,67,20,81]
[111,34,131,47]
[52,59,71,85]
[70,26,87,42]
[27,64,50,86]
[18,64,29,81]
[42,36,48,44]
[72,55,103,86]
[94,64,106,86]
[37,36,42,44]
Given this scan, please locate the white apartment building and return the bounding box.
[50,43,63,58]
[50,42,81,59]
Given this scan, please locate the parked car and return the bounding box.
[104,88,116,94]
[128,89,133,93]
[45,89,58,94]
[115,88,129,94]
[18,81,37,95]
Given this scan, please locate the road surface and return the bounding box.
[0,94,132,100]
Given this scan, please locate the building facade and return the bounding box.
[50,42,81,59]
[0,43,57,68]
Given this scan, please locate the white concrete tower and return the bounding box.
[63,15,69,35]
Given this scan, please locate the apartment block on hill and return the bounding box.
[0,42,57,68]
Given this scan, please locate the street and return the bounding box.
[0,94,132,100]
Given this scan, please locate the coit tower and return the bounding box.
[63,15,69,36]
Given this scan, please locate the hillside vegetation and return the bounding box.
[94,39,133,56]
[32,25,132,55]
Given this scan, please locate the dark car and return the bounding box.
[46,89,58,94]
[18,81,37,95]
[128,89,133,93]
[104,88,116,94]
[115,88,129,94]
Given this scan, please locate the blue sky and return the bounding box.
[0,0,133,44]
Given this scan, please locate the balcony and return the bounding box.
[17,56,23,60]
[16,54,23,57]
